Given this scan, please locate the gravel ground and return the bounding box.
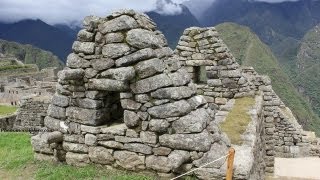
[273,157,320,179]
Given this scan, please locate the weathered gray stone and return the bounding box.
[113,151,145,170]
[120,99,141,110]
[124,110,140,127]
[101,67,135,81]
[31,133,54,154]
[44,116,67,132]
[159,131,212,151]
[146,156,171,173]
[154,47,173,58]
[58,69,84,81]
[168,150,190,169]
[153,147,172,156]
[134,13,156,30]
[85,134,97,146]
[140,131,157,144]
[83,15,100,31]
[151,87,194,100]
[85,91,108,100]
[220,70,241,78]
[148,100,192,118]
[74,98,103,109]
[101,124,127,135]
[99,141,124,149]
[91,58,115,71]
[47,104,66,119]
[105,32,124,43]
[52,94,69,107]
[149,119,170,133]
[66,107,108,125]
[187,95,207,109]
[85,68,98,79]
[172,108,210,133]
[72,41,95,54]
[98,15,139,34]
[34,153,56,162]
[66,53,90,68]
[77,29,94,42]
[63,142,88,153]
[115,136,142,143]
[64,135,85,144]
[207,79,222,87]
[124,143,152,154]
[135,58,166,78]
[126,129,139,138]
[102,43,131,59]
[131,74,172,94]
[115,48,156,67]
[126,29,166,49]
[168,69,190,86]
[135,94,150,103]
[66,152,90,167]
[89,146,114,165]
[87,79,129,91]
[193,142,228,168]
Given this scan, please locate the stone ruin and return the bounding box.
[30,10,320,179]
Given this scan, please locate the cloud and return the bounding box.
[155,0,183,15]
[254,0,300,2]
[0,0,184,25]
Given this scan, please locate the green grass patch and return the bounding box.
[0,105,18,116]
[0,132,157,179]
[220,97,255,145]
[0,132,33,170]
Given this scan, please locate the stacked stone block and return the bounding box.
[31,10,230,178]
[14,95,51,131]
[175,27,253,110]
[29,9,320,179]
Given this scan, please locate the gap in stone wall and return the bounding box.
[105,92,124,126]
[194,66,208,84]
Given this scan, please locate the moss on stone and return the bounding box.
[220,97,255,145]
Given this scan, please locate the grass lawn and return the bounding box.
[220,97,255,145]
[0,132,155,180]
[0,105,18,117]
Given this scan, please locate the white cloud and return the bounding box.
[254,0,299,2]
[0,0,185,25]
[155,0,183,15]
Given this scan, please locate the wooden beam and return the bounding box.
[226,147,236,180]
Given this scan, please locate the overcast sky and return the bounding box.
[0,0,302,25]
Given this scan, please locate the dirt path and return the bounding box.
[273,157,320,179]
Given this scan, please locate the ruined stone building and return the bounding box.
[0,67,58,106]
[0,58,58,131]
[30,10,320,179]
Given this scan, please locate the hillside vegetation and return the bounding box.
[216,23,320,134]
[293,25,320,118]
[0,39,64,70]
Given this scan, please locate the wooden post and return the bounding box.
[226,147,235,180]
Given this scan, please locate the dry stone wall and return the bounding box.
[175,27,253,111]
[29,9,320,179]
[31,10,230,179]
[14,95,51,131]
[0,114,17,131]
